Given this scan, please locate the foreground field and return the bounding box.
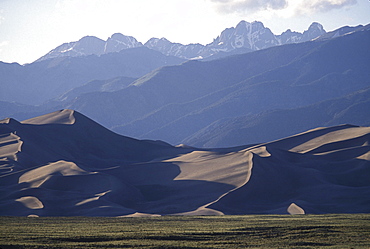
[0,214,369,248]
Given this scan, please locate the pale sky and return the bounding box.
[0,0,369,64]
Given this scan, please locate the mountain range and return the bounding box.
[0,21,369,149]
[37,21,327,62]
[0,109,369,216]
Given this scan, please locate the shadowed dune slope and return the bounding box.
[0,110,369,216]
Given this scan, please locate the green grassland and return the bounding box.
[0,214,369,248]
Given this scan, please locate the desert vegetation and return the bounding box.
[1,214,369,248]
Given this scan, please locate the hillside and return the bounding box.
[183,87,370,148]
[0,47,184,105]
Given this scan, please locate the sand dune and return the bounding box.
[22,109,77,125]
[0,110,369,216]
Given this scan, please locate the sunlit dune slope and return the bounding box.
[0,110,369,216]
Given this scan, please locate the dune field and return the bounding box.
[0,109,369,216]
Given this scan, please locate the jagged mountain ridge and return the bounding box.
[37,20,327,61]
[0,109,369,216]
[36,33,143,62]
[208,21,324,52]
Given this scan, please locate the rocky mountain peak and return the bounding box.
[308,22,325,32]
[104,33,143,53]
[302,22,326,42]
[209,20,277,51]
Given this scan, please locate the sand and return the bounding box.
[0,109,369,216]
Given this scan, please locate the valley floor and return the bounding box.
[0,214,369,248]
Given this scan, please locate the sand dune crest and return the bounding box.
[22,109,76,125]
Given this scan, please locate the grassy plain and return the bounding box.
[0,214,369,248]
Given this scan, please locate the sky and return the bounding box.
[0,0,369,64]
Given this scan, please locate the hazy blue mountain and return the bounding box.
[56,76,137,102]
[183,88,370,148]
[0,62,26,102]
[0,101,61,126]
[58,29,370,146]
[0,47,185,105]
[0,101,34,119]
[36,34,143,62]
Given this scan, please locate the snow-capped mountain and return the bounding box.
[206,21,326,54]
[147,21,326,59]
[36,20,327,62]
[208,21,279,52]
[36,34,143,62]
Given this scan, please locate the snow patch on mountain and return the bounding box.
[36,34,142,62]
